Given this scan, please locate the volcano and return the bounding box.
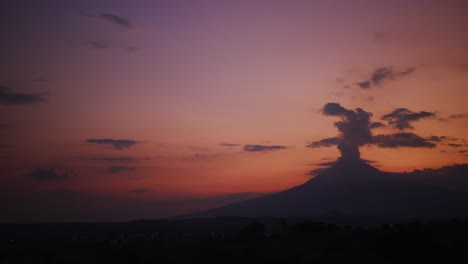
[191,157,468,222]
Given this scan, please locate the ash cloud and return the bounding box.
[306,137,340,148]
[381,108,435,130]
[321,102,373,159]
[0,86,48,105]
[86,138,138,150]
[243,145,288,152]
[309,103,444,159]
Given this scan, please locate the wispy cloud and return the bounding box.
[99,166,136,174]
[243,145,288,152]
[128,189,153,194]
[86,138,139,150]
[28,168,77,181]
[0,86,48,105]
[99,13,133,29]
[438,114,468,121]
[381,108,435,130]
[372,133,436,148]
[353,66,415,89]
[94,156,140,163]
[369,122,385,129]
[88,40,110,50]
[220,143,241,147]
[306,137,340,148]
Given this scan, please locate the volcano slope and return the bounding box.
[190,158,468,222]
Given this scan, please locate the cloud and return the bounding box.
[353,66,415,89]
[100,166,136,174]
[427,135,467,148]
[372,133,436,148]
[88,40,110,50]
[125,45,139,52]
[369,122,385,129]
[356,81,371,89]
[95,156,139,163]
[306,137,340,148]
[86,138,138,150]
[220,143,241,147]
[128,189,153,194]
[439,114,468,121]
[381,108,435,130]
[243,145,288,152]
[34,78,55,83]
[373,31,386,40]
[28,168,77,181]
[100,13,133,29]
[183,153,222,161]
[0,86,48,105]
[427,135,447,142]
[187,146,210,152]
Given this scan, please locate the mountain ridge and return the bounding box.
[188,159,468,222]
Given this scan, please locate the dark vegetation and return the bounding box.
[2,218,468,263]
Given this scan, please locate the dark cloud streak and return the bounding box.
[28,168,77,181]
[220,143,240,147]
[306,137,340,148]
[243,145,288,152]
[353,66,416,89]
[0,86,48,105]
[100,13,133,29]
[439,114,468,121]
[100,166,136,174]
[88,40,110,50]
[372,133,436,148]
[128,189,153,194]
[370,122,385,129]
[381,108,435,130]
[86,138,138,150]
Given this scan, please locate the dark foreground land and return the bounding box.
[2,218,468,263]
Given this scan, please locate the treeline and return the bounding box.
[2,219,468,263]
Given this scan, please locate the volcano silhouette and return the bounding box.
[191,157,468,221]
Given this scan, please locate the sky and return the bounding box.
[0,0,467,222]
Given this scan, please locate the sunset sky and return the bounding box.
[1,0,467,222]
